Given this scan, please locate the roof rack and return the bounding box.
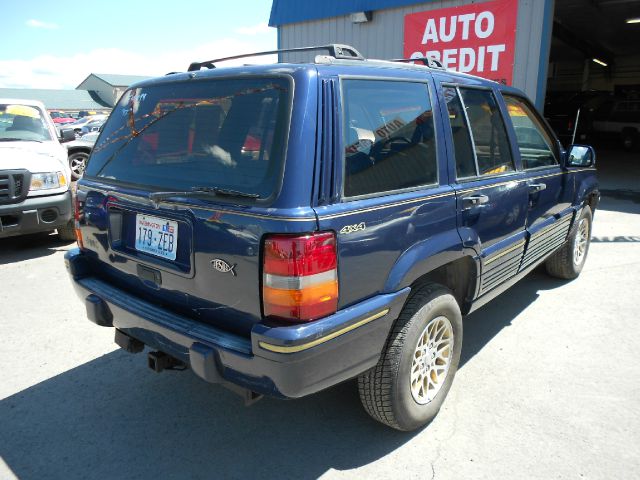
[390,57,446,70]
[187,44,364,71]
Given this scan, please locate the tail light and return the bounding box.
[263,231,338,322]
[74,194,84,249]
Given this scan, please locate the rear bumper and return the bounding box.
[0,191,72,238]
[64,248,410,398]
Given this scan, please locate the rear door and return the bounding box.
[501,93,575,270]
[435,77,530,297]
[313,73,458,308]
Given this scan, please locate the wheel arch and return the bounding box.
[383,230,479,314]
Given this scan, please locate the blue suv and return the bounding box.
[65,45,599,431]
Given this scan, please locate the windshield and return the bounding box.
[0,104,53,142]
[85,77,291,199]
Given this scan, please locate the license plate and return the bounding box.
[135,214,178,260]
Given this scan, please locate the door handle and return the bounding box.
[529,183,547,193]
[462,194,489,209]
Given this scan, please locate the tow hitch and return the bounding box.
[148,351,187,372]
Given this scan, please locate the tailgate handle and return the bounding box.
[137,264,162,289]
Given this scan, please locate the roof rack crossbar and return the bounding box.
[390,57,446,70]
[187,44,364,71]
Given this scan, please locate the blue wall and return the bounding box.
[269,0,431,26]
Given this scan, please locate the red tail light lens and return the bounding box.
[263,232,338,322]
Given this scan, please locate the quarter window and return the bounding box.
[503,95,558,169]
[342,80,438,197]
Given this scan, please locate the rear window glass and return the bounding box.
[342,80,438,197]
[85,77,291,199]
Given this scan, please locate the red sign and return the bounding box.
[404,0,518,85]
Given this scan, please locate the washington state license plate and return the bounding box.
[135,214,177,260]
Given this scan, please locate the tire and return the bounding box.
[358,284,463,431]
[545,206,593,280]
[57,219,76,242]
[68,151,89,180]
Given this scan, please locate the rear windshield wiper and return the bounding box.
[148,186,259,204]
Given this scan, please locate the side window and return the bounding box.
[503,95,558,169]
[443,87,476,178]
[459,88,515,176]
[342,80,437,197]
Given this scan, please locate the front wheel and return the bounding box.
[57,219,76,242]
[545,206,593,279]
[358,284,463,431]
[68,151,89,180]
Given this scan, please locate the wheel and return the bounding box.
[545,206,593,279]
[68,151,89,180]
[57,219,76,242]
[358,284,463,431]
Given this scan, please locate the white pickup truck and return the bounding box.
[0,99,76,239]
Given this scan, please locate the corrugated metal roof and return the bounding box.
[269,0,430,26]
[87,73,152,86]
[0,88,111,111]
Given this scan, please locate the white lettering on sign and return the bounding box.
[420,11,495,44]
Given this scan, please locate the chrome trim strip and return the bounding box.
[264,270,337,290]
[318,191,455,220]
[258,309,390,354]
[484,240,525,265]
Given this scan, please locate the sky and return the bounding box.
[0,0,278,89]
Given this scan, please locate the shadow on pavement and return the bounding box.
[0,270,571,480]
[0,233,74,265]
[460,269,568,367]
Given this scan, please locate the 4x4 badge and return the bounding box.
[211,259,237,276]
[340,222,366,235]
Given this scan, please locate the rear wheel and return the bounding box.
[545,206,592,279]
[358,284,462,431]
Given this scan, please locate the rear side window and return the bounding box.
[342,80,437,197]
[85,77,290,199]
[503,95,558,169]
[458,88,514,176]
[443,87,476,178]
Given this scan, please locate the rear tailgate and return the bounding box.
[78,186,317,336]
[77,72,317,336]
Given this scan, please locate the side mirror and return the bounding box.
[59,128,76,143]
[566,144,595,167]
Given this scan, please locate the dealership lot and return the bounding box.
[1,152,639,479]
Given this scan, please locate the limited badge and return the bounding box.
[211,259,237,276]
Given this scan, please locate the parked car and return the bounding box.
[588,97,640,150]
[65,45,599,431]
[65,131,98,180]
[0,99,76,240]
[68,114,107,135]
[79,119,106,136]
[49,110,76,125]
[544,90,609,146]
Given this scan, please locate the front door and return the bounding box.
[501,94,575,271]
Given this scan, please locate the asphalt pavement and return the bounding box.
[1,151,639,480]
